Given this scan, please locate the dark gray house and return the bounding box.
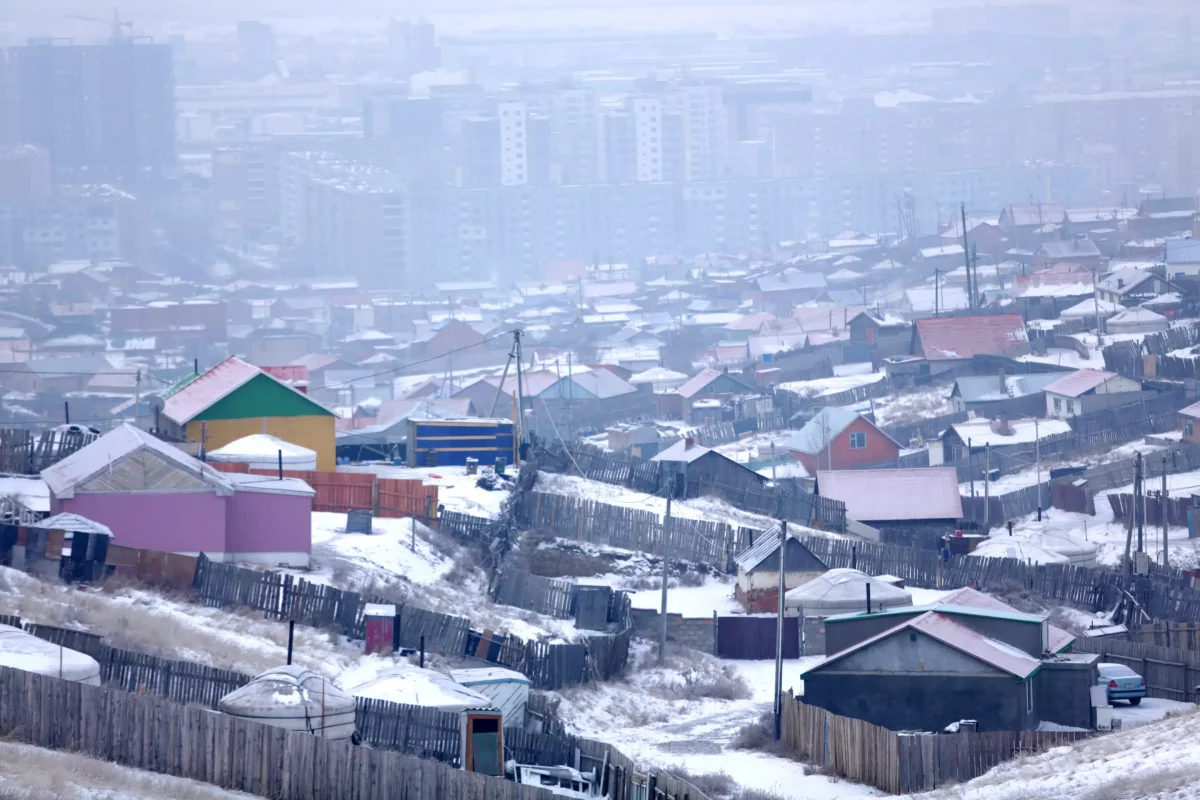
[804,609,1043,731]
[804,588,1096,732]
[651,438,767,498]
[949,372,1069,417]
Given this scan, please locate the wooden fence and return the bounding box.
[1131,621,1200,651]
[0,666,552,800]
[798,533,1200,624]
[960,482,1052,528]
[1073,636,1200,703]
[191,554,631,691]
[779,693,1092,794]
[491,569,576,619]
[518,491,756,568]
[1108,492,1194,527]
[209,463,439,520]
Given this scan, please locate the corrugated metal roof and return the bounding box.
[734,525,828,573]
[915,314,1029,361]
[804,610,1040,680]
[31,512,113,536]
[939,587,1074,653]
[816,468,963,522]
[40,423,233,497]
[1042,369,1119,398]
[570,369,637,400]
[161,357,262,425]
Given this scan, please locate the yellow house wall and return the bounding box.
[185,415,337,471]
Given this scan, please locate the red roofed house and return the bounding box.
[910,314,1031,376]
[788,408,901,473]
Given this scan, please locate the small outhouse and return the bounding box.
[450,667,532,727]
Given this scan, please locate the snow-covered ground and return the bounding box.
[714,429,795,465]
[779,368,886,399]
[862,385,956,428]
[341,463,514,518]
[554,642,880,800]
[0,740,260,800]
[626,577,743,616]
[1018,347,1105,370]
[1007,465,1200,570]
[535,471,787,531]
[903,706,1200,800]
[308,512,454,588]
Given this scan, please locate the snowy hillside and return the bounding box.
[905,708,1200,800]
[0,740,259,800]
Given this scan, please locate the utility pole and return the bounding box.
[1093,270,1104,347]
[1162,455,1169,568]
[1035,420,1042,521]
[134,369,141,429]
[984,443,991,530]
[658,492,672,666]
[1135,452,1144,554]
[487,335,516,417]
[514,329,525,466]
[934,268,940,317]
[961,202,973,311]
[771,442,777,484]
[968,437,975,498]
[774,519,788,741]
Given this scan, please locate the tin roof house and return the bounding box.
[802,588,1093,732]
[42,423,314,567]
[733,526,829,612]
[160,357,336,470]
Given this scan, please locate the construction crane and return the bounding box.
[67,8,133,42]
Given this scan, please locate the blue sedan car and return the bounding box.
[1098,663,1146,705]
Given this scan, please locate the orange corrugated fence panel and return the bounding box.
[376,478,439,520]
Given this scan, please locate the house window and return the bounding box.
[1053,397,1062,412]
[849,431,866,449]
[1188,420,1194,437]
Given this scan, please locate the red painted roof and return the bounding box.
[915,314,1030,361]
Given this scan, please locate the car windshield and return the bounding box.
[1101,665,1138,678]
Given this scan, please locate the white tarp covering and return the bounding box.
[351,664,496,713]
[785,568,913,615]
[207,434,318,472]
[0,624,101,685]
[219,665,356,740]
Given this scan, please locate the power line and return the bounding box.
[321,330,514,391]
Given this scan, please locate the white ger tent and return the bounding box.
[0,624,101,685]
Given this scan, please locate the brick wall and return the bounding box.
[629,608,716,654]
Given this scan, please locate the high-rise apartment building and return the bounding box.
[631,97,664,183]
[4,38,175,174]
[498,102,529,187]
[236,21,277,79]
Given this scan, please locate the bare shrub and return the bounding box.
[731,712,805,763]
[527,548,609,578]
[665,768,737,799]
[734,790,789,800]
[675,570,707,588]
[680,670,751,702]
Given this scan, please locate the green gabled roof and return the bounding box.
[162,356,332,425]
[193,372,332,421]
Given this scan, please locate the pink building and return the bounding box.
[41,424,313,567]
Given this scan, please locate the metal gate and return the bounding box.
[716,616,800,659]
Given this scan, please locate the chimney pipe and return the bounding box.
[865,583,872,614]
[998,367,1006,396]
[287,620,295,665]
[684,436,694,450]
